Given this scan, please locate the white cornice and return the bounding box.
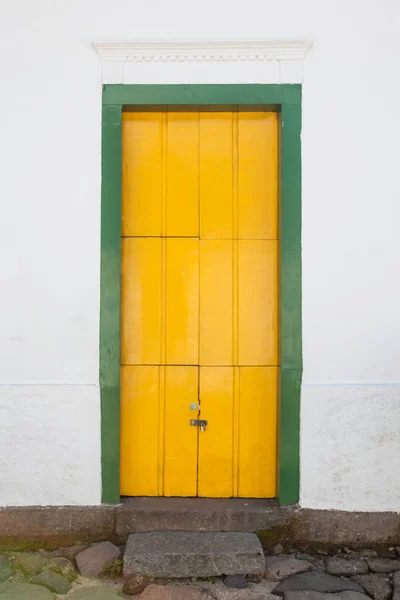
[92,39,313,84]
[92,39,312,63]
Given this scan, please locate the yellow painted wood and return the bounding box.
[122,112,163,237]
[238,367,278,497]
[164,366,198,496]
[121,108,278,498]
[121,238,162,365]
[199,112,233,239]
[198,367,233,497]
[120,366,160,496]
[238,240,278,365]
[238,112,278,240]
[166,238,199,365]
[166,112,199,237]
[199,240,233,365]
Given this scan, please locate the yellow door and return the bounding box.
[120,108,278,498]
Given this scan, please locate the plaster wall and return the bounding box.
[0,0,399,508]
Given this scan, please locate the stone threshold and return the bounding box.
[0,498,400,551]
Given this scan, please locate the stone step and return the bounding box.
[116,497,282,536]
[123,531,265,578]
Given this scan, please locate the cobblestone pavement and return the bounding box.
[0,542,400,599]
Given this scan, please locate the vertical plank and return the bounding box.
[166,238,199,365]
[164,366,198,496]
[238,240,278,365]
[166,111,199,236]
[199,240,233,365]
[238,367,278,497]
[238,112,278,240]
[121,238,162,365]
[198,367,234,497]
[122,112,163,236]
[120,366,160,496]
[199,111,233,239]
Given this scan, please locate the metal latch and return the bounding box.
[190,419,208,432]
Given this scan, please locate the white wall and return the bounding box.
[0,0,399,508]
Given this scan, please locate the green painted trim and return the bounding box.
[100,104,122,503]
[278,101,302,505]
[278,369,301,505]
[99,84,302,505]
[103,84,301,106]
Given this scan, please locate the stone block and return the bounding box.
[68,588,123,599]
[393,572,400,600]
[76,542,120,577]
[123,574,148,596]
[367,558,400,573]
[0,582,55,599]
[265,557,312,581]
[138,584,214,600]
[273,572,365,596]
[326,558,368,576]
[30,568,71,594]
[351,574,392,600]
[284,592,369,600]
[123,532,264,578]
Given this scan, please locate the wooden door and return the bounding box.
[120,108,278,497]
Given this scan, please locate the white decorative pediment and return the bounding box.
[92,39,313,85]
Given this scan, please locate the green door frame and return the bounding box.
[100,84,302,505]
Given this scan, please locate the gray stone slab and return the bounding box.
[123,532,265,578]
[272,572,365,596]
[367,558,400,573]
[326,558,368,576]
[116,498,284,537]
[393,572,400,600]
[265,557,311,581]
[351,574,392,600]
[284,592,369,600]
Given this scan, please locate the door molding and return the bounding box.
[92,39,312,85]
[100,84,302,505]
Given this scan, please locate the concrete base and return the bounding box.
[0,498,400,551]
[116,498,283,538]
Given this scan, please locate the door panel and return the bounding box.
[122,112,163,237]
[238,367,278,497]
[166,112,199,237]
[166,239,199,365]
[121,238,162,365]
[121,108,278,498]
[120,366,161,496]
[238,112,278,240]
[198,367,234,497]
[199,111,234,239]
[163,366,199,496]
[238,240,278,366]
[199,240,233,366]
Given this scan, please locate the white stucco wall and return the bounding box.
[0,0,399,509]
